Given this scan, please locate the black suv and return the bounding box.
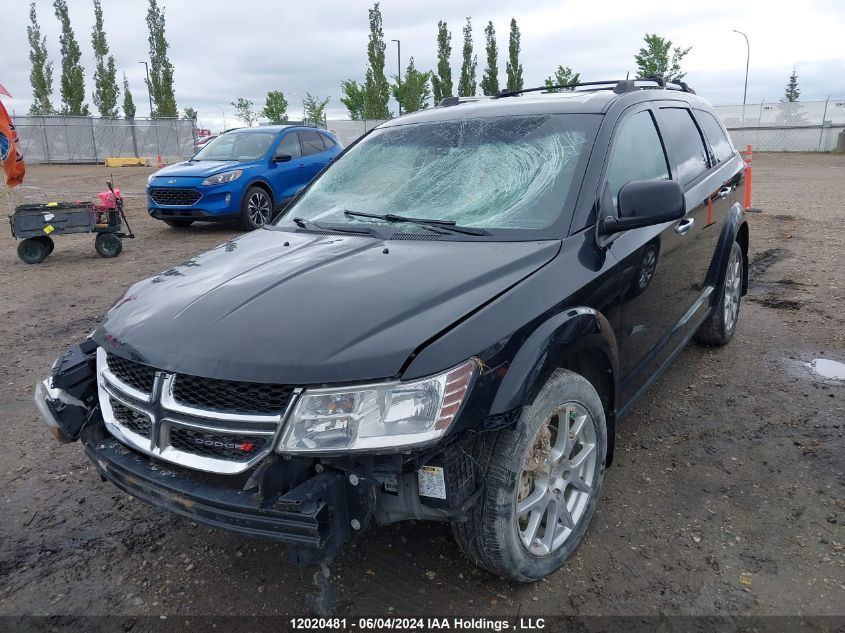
[35,78,748,582]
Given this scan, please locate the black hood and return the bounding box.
[94,229,560,385]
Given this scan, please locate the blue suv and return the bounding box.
[147,126,343,230]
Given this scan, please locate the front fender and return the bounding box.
[490,307,619,415]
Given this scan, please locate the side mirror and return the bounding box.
[600,180,685,234]
[273,153,293,163]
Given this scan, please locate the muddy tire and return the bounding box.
[695,241,743,346]
[17,238,50,264]
[163,218,194,229]
[452,369,607,582]
[94,233,122,258]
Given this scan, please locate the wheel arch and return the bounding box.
[708,202,749,299]
[490,308,619,465]
[244,178,275,206]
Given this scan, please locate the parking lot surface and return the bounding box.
[0,154,843,618]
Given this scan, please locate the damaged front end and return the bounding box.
[34,340,483,565]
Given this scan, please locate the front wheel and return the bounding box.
[695,240,743,346]
[94,233,123,258]
[453,369,607,582]
[17,238,50,264]
[239,186,273,230]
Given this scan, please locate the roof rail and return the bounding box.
[494,77,695,99]
[436,95,494,108]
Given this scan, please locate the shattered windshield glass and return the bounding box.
[277,114,598,234]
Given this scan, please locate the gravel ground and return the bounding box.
[0,154,843,620]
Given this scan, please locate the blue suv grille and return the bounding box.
[150,188,202,206]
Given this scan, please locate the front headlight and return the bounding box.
[147,174,156,184]
[279,359,477,453]
[201,169,243,186]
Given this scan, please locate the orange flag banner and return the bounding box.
[0,98,25,188]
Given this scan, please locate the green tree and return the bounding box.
[122,72,135,119]
[53,0,88,115]
[302,93,330,127]
[431,21,453,104]
[183,106,197,120]
[784,70,800,102]
[262,90,289,124]
[231,97,257,126]
[544,66,580,92]
[480,21,499,96]
[27,3,54,115]
[391,57,432,113]
[340,79,366,120]
[363,3,390,119]
[146,0,177,117]
[505,18,523,92]
[458,17,476,97]
[91,0,119,117]
[634,33,690,82]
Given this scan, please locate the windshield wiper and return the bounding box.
[292,217,384,238]
[343,210,490,236]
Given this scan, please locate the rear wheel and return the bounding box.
[695,241,743,346]
[163,218,194,229]
[35,235,55,256]
[452,369,607,581]
[17,238,49,264]
[240,186,272,230]
[94,233,123,258]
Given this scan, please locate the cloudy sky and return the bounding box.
[2,0,844,131]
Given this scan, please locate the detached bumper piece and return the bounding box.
[80,426,373,564]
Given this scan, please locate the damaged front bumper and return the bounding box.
[80,424,374,564]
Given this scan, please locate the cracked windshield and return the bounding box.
[278,114,596,232]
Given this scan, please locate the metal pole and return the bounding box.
[89,116,98,164]
[139,61,154,117]
[733,30,749,124]
[213,105,226,132]
[391,39,402,115]
[819,95,831,151]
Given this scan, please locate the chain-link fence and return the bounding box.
[14,116,198,164]
[713,98,845,152]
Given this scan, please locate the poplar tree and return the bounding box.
[91,0,119,117]
[54,0,88,115]
[340,80,366,120]
[457,17,477,97]
[634,34,690,82]
[27,3,54,115]
[505,18,523,92]
[363,3,390,119]
[431,21,453,104]
[262,91,289,124]
[391,58,432,113]
[122,73,136,119]
[480,21,499,96]
[146,0,177,117]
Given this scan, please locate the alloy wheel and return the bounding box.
[723,248,742,332]
[247,191,271,227]
[516,402,598,557]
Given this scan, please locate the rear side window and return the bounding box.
[695,110,734,163]
[321,134,337,149]
[660,108,709,185]
[300,131,325,156]
[275,133,302,158]
[606,110,670,207]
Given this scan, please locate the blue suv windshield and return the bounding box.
[193,131,276,161]
[277,114,598,235]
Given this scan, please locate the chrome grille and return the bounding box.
[96,347,297,474]
[172,374,293,414]
[106,353,156,393]
[110,398,151,438]
[149,188,202,206]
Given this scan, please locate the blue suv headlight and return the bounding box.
[201,169,243,186]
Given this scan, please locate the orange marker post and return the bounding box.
[743,144,752,211]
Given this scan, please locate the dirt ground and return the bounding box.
[0,155,843,620]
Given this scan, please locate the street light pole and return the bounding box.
[391,39,402,115]
[212,105,226,132]
[139,61,154,118]
[733,30,749,124]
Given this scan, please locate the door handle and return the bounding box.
[716,186,732,199]
[675,217,695,235]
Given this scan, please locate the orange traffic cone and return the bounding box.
[157,154,165,169]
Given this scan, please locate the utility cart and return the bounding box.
[9,182,134,264]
